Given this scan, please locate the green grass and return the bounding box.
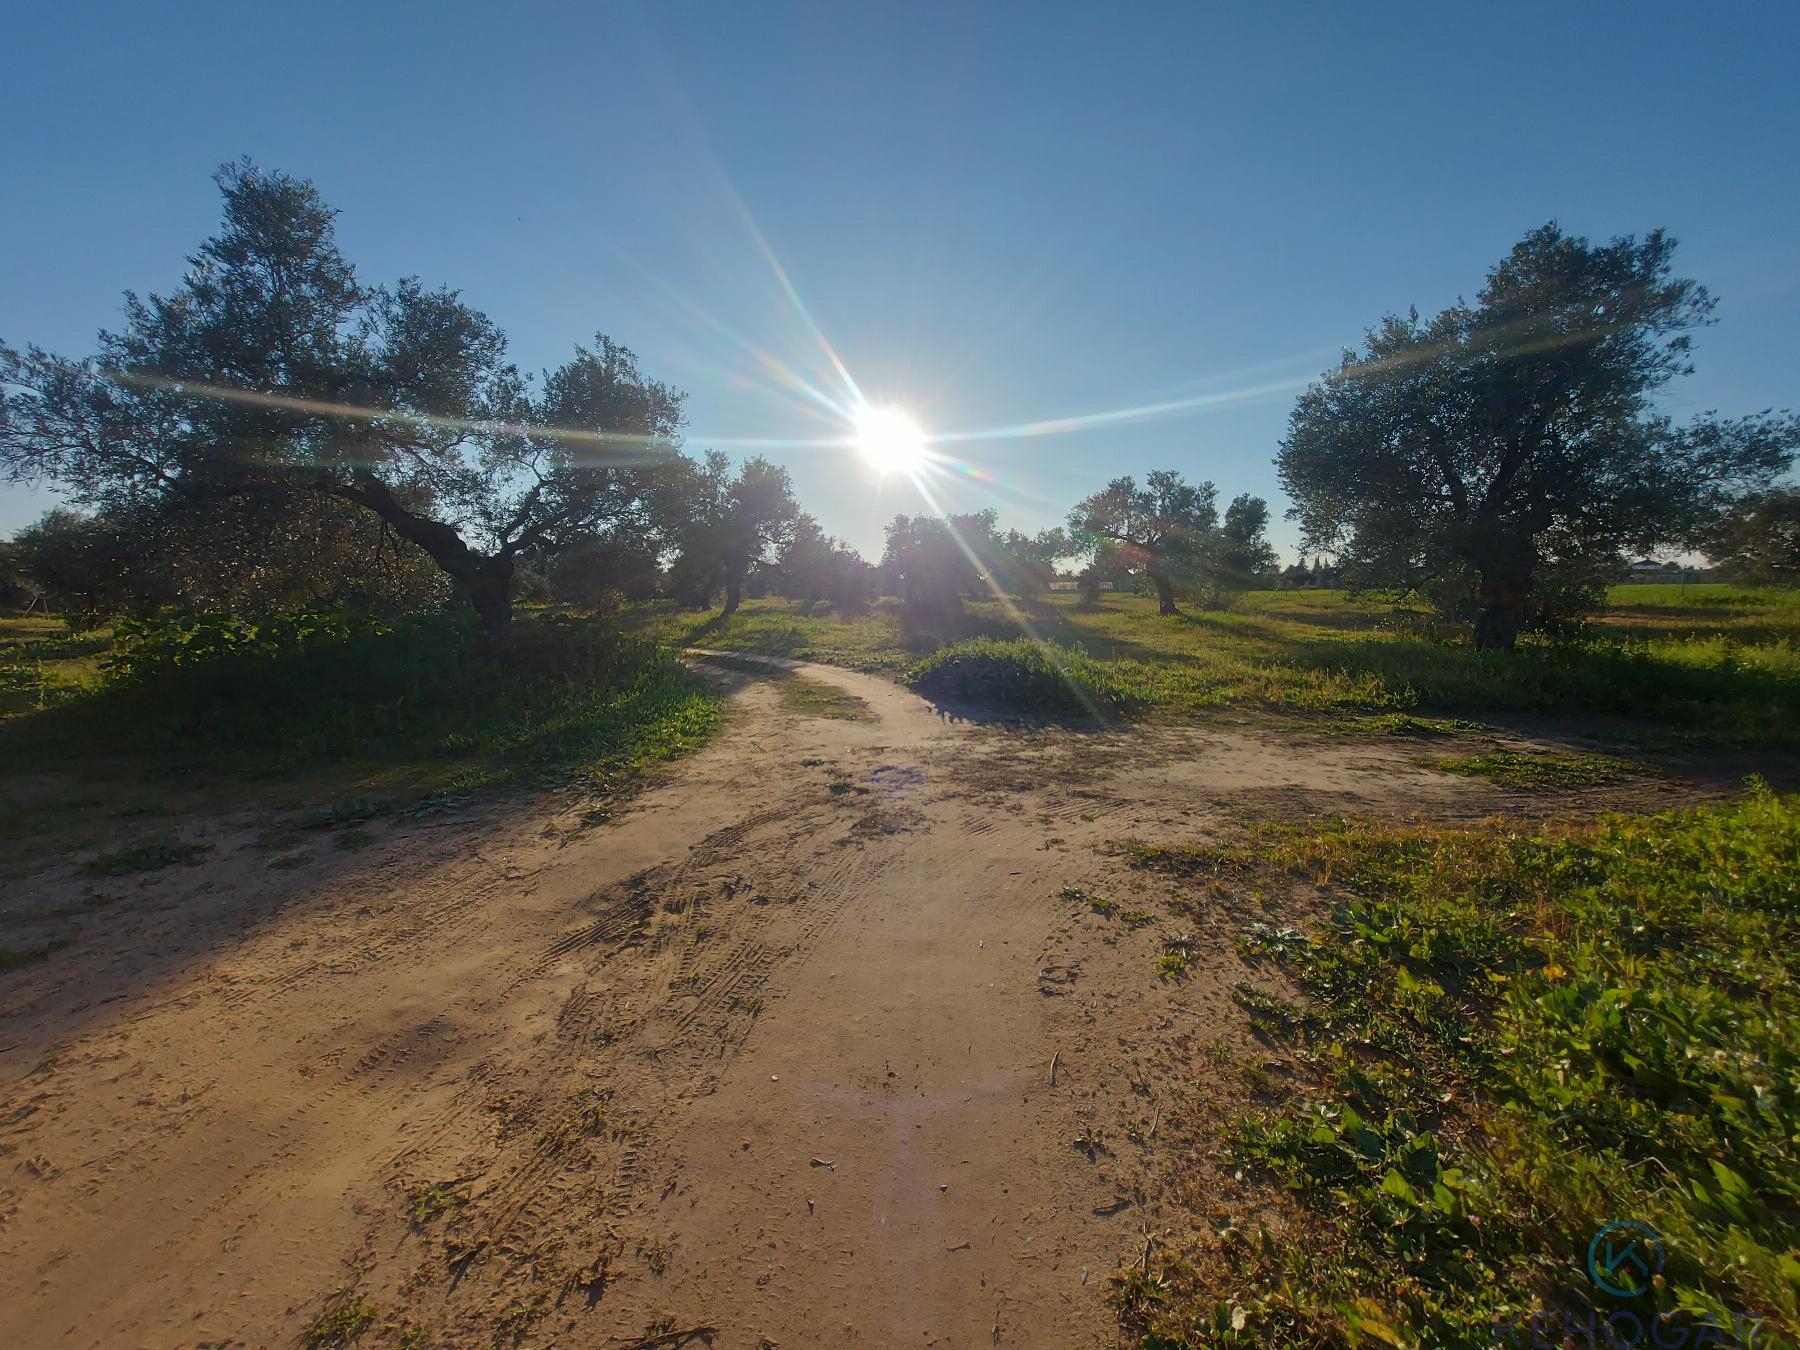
[778,674,872,720]
[0,615,110,715]
[304,1296,378,1348]
[1116,790,1800,1347]
[407,1181,468,1226]
[1425,750,1635,791]
[0,611,724,876]
[619,586,1800,744]
[688,651,873,720]
[622,597,922,673]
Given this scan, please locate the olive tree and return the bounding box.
[1069,470,1271,614]
[0,161,685,635]
[1705,489,1800,588]
[664,453,803,615]
[1278,222,1798,648]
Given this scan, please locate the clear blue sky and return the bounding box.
[4,1,1796,562]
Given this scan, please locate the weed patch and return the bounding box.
[1427,749,1635,790]
[1116,790,1800,1346]
[305,1295,377,1348]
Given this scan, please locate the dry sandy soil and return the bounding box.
[0,657,1710,1348]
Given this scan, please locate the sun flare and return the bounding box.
[854,406,927,474]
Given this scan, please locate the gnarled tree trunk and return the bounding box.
[329,475,516,638]
[1148,570,1179,616]
[1473,564,1530,651]
[462,563,515,639]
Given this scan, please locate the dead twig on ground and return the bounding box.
[617,1326,719,1350]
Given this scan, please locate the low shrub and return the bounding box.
[907,637,1152,717]
[72,611,724,787]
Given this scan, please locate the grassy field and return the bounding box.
[0,615,112,717]
[620,586,1800,744]
[0,612,723,879]
[1118,789,1800,1347]
[11,583,1792,878]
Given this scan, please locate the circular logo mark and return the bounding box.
[1587,1220,1664,1297]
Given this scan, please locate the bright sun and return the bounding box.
[854,406,927,474]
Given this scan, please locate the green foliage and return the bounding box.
[0,617,110,713]
[665,452,803,613]
[774,514,877,611]
[1,162,687,635]
[407,1182,468,1226]
[1706,488,1800,588]
[879,509,997,619]
[9,491,452,626]
[1068,470,1274,613]
[907,636,1152,717]
[1426,750,1633,791]
[103,609,391,683]
[1277,221,1799,649]
[34,612,723,796]
[1125,792,1800,1346]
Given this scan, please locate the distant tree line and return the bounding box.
[0,162,1276,631]
[3,169,1794,646]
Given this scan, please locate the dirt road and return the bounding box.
[1,658,1525,1347]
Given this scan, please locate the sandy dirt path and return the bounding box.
[1,659,1549,1347]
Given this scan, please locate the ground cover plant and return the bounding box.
[1117,790,1800,1348]
[82,610,723,789]
[1424,750,1635,791]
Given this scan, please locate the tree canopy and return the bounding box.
[1278,222,1799,647]
[0,161,686,634]
[1068,470,1272,614]
[1705,489,1800,589]
[664,452,803,615]
[776,516,876,612]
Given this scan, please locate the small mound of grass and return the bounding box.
[408,1181,468,1226]
[778,675,872,721]
[908,637,1151,717]
[1427,749,1633,790]
[1366,712,1487,738]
